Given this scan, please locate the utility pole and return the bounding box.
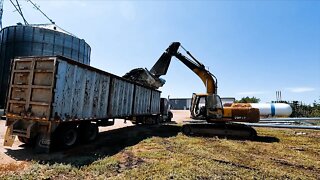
[0,0,3,29]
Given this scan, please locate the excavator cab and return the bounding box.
[206,94,224,120]
[191,93,223,121]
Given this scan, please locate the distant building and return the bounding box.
[169,98,192,110]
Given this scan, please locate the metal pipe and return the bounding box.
[260,117,320,121]
[258,121,297,123]
[244,123,320,130]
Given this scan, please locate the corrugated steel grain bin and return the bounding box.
[6,56,161,122]
[0,24,91,108]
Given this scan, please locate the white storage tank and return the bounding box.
[250,103,292,117]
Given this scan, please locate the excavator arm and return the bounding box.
[150,42,217,94]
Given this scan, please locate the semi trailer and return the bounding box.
[4,56,171,152]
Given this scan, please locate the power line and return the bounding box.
[3,0,56,29]
[9,0,29,25]
[26,0,55,24]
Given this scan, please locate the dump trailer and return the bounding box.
[4,56,170,152]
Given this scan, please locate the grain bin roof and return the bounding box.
[28,23,77,37]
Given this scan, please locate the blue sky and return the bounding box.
[2,0,320,104]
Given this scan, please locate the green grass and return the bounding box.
[1,127,320,179]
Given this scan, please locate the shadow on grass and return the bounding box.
[186,134,280,143]
[252,135,280,143]
[181,123,280,143]
[4,124,279,167]
[5,125,180,167]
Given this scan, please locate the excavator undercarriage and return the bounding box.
[181,122,257,138]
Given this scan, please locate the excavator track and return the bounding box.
[181,123,257,138]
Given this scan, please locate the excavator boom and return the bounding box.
[150,42,217,94]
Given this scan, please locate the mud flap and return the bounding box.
[34,133,51,153]
[4,126,15,147]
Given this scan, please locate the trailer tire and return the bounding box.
[167,111,173,122]
[154,116,160,125]
[58,125,78,148]
[34,134,51,153]
[79,123,99,142]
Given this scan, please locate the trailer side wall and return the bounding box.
[6,56,161,122]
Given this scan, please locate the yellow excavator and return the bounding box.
[150,42,260,137]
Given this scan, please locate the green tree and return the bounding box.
[235,96,261,103]
[310,98,320,117]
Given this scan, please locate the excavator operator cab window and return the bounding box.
[206,94,222,109]
[198,96,206,108]
[198,96,207,116]
[206,94,223,119]
[191,94,207,118]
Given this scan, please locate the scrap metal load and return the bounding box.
[123,68,166,89]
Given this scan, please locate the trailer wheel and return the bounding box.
[167,111,173,122]
[79,123,99,142]
[58,125,78,148]
[153,116,160,125]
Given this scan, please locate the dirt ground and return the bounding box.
[0,110,190,166]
